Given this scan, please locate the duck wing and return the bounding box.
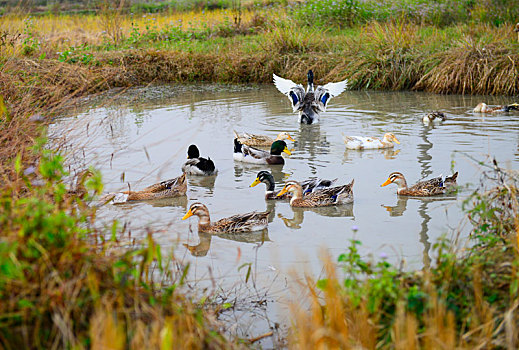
[213,211,270,232]
[410,176,445,195]
[305,180,354,205]
[314,79,348,112]
[300,177,338,194]
[239,142,270,160]
[273,74,306,112]
[141,173,186,193]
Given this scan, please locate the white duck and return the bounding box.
[343,133,400,150]
[273,70,348,124]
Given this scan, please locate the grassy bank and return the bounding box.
[1,0,519,348]
[289,164,519,348]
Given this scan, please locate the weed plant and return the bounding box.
[289,161,519,348]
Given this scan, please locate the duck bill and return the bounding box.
[287,134,295,142]
[250,178,261,187]
[277,187,288,197]
[380,178,392,187]
[393,137,400,144]
[182,209,193,220]
[283,147,292,156]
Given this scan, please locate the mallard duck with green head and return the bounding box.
[233,138,291,165]
[249,170,337,200]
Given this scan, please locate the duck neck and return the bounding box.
[289,187,304,205]
[307,70,314,92]
[196,212,211,228]
[263,175,276,192]
[395,178,408,194]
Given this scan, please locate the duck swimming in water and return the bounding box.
[380,172,458,196]
[182,145,218,176]
[233,138,291,165]
[182,202,270,233]
[473,102,519,113]
[422,111,446,125]
[273,70,348,124]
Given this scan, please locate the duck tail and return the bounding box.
[233,138,242,153]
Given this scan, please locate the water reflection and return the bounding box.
[184,229,270,258]
[343,148,400,163]
[187,175,217,195]
[278,203,354,229]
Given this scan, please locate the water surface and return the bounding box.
[49,85,519,344]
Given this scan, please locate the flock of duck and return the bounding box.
[102,70,519,235]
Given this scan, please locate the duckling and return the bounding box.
[233,138,291,165]
[380,172,458,196]
[343,133,400,150]
[422,111,446,125]
[249,170,337,200]
[102,173,187,204]
[182,202,269,233]
[273,70,348,124]
[514,23,519,42]
[182,145,218,176]
[233,130,294,148]
[277,180,354,207]
[473,102,519,113]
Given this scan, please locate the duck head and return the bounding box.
[473,102,489,113]
[307,70,314,92]
[187,145,200,159]
[276,180,301,198]
[381,172,407,189]
[182,202,210,225]
[270,140,292,156]
[276,132,295,142]
[250,170,275,191]
[383,133,400,144]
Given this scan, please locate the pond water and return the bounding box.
[49,84,519,346]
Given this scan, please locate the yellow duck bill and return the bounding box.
[380,178,392,187]
[182,209,193,220]
[249,178,261,187]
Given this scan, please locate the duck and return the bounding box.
[233,130,294,148]
[422,111,446,125]
[514,22,519,42]
[182,145,218,176]
[233,138,291,165]
[182,202,269,233]
[249,170,337,200]
[380,171,458,196]
[276,180,354,207]
[473,102,519,113]
[273,70,348,124]
[102,173,187,204]
[343,133,400,150]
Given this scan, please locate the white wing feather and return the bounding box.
[273,74,304,95]
[321,79,349,97]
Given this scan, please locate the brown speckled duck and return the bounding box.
[102,173,187,204]
[182,202,269,233]
[276,180,354,207]
[233,130,294,147]
[249,170,337,200]
[380,172,458,196]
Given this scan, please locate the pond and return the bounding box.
[49,84,519,345]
